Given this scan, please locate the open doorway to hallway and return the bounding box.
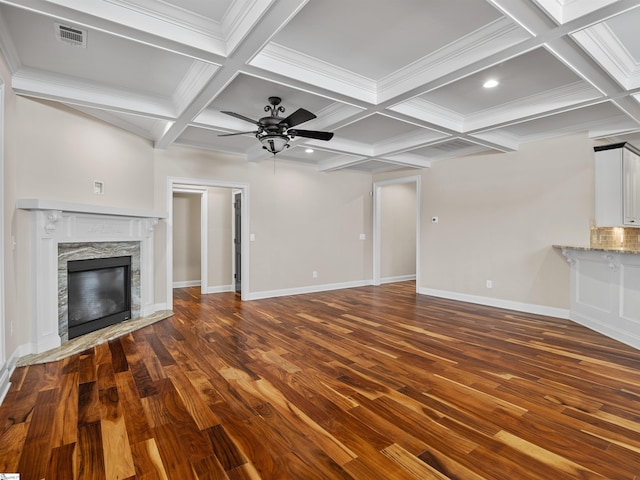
[373,176,421,289]
[166,178,250,310]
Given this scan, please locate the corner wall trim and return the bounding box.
[419,287,569,319]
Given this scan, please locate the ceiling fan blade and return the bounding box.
[218,131,258,137]
[288,129,334,141]
[280,108,316,128]
[221,111,259,125]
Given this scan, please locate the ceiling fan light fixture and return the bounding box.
[260,134,290,154]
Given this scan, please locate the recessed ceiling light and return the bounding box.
[305,148,314,153]
[483,79,499,89]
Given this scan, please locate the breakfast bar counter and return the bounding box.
[555,245,640,350]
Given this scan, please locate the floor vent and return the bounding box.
[55,23,87,47]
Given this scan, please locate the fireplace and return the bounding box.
[17,199,166,354]
[67,255,132,339]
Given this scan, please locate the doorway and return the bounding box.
[167,178,250,310]
[172,187,208,294]
[373,176,421,289]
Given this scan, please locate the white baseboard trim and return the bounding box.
[205,285,234,294]
[571,311,640,351]
[0,344,31,405]
[247,280,373,301]
[380,274,416,284]
[419,287,570,319]
[173,280,201,289]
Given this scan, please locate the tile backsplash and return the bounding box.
[590,227,640,251]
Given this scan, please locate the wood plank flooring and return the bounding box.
[1,282,640,479]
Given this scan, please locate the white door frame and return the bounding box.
[172,186,208,294]
[0,81,6,376]
[373,175,421,290]
[167,177,250,309]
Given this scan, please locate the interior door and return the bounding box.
[234,193,242,293]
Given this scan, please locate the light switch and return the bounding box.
[359,233,366,240]
[249,233,256,242]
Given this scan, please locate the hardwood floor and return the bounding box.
[1,282,640,479]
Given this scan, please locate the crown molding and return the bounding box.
[572,24,640,90]
[70,105,163,140]
[532,0,619,24]
[0,8,20,73]
[223,0,276,56]
[376,154,431,169]
[12,67,176,118]
[470,130,520,151]
[317,155,370,172]
[377,17,530,103]
[465,81,602,131]
[39,0,230,55]
[373,129,449,157]
[390,98,464,132]
[172,61,220,115]
[250,43,378,104]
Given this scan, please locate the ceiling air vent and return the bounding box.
[55,23,87,47]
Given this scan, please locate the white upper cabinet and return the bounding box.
[595,143,640,227]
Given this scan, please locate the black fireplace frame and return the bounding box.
[67,255,132,339]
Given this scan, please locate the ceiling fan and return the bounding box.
[219,96,334,155]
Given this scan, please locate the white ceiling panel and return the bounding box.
[0,0,639,172]
[271,0,503,80]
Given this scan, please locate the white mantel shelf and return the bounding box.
[17,198,167,219]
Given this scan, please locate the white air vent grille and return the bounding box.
[55,23,87,47]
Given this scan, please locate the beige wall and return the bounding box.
[172,192,201,285]
[207,187,233,289]
[11,96,157,354]
[380,182,417,279]
[377,132,594,309]
[154,148,374,296]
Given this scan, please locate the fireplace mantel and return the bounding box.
[18,199,167,354]
[17,198,166,219]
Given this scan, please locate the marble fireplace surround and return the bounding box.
[17,199,167,355]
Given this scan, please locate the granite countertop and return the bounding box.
[553,245,640,255]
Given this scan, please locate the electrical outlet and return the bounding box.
[359,233,366,240]
[312,271,318,278]
[486,280,493,289]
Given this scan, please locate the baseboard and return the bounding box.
[172,280,201,288]
[0,345,30,405]
[247,280,373,301]
[380,274,416,284]
[205,284,234,294]
[571,311,640,351]
[419,287,570,319]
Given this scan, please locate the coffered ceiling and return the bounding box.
[1,0,640,173]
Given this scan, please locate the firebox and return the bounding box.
[67,255,132,339]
